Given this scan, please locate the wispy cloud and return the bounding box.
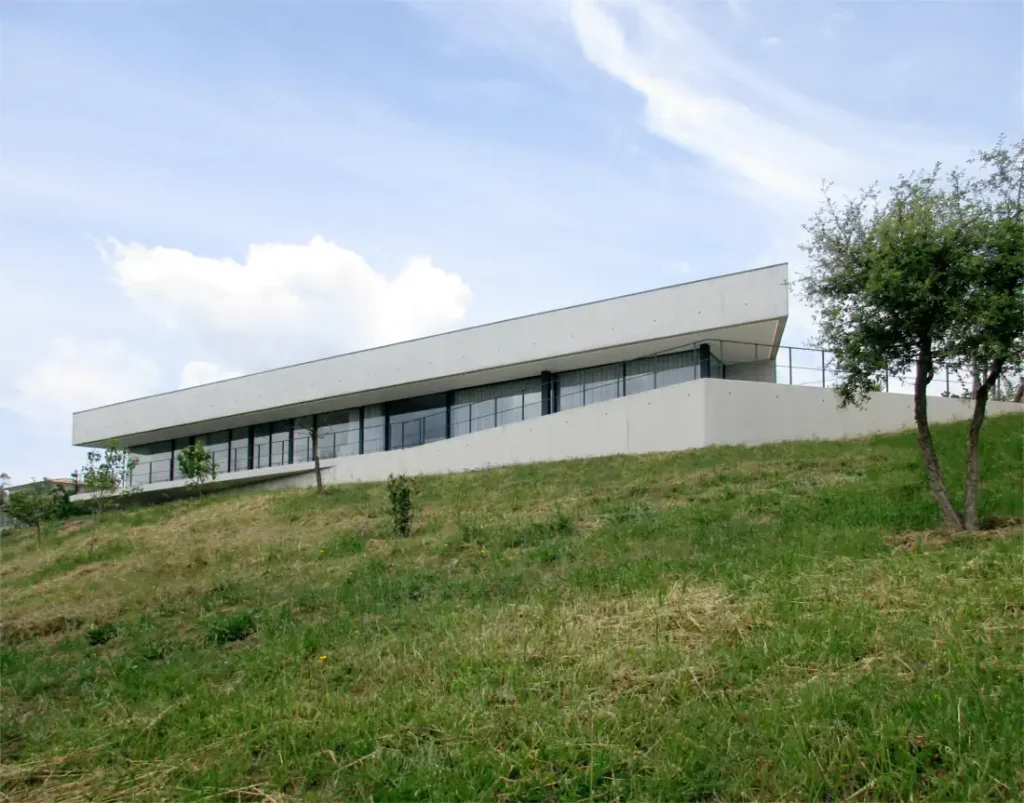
[567,0,941,207]
[760,36,782,48]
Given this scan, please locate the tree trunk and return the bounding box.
[1013,377,1023,404]
[313,451,324,494]
[964,358,1005,531]
[36,521,41,546]
[913,345,964,531]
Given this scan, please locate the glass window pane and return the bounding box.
[270,421,291,466]
[558,370,584,411]
[584,364,622,406]
[130,441,172,486]
[451,402,471,437]
[626,357,657,395]
[230,428,250,472]
[172,438,191,480]
[496,392,522,426]
[294,417,314,463]
[362,405,386,454]
[471,398,496,432]
[197,431,229,475]
[389,394,447,450]
[655,350,697,388]
[253,424,271,469]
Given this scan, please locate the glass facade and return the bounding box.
[130,441,172,487]
[124,344,724,487]
[452,378,542,436]
[389,394,448,450]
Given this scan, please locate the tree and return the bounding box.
[72,440,138,519]
[296,418,325,494]
[176,442,217,497]
[801,137,1023,532]
[2,483,61,544]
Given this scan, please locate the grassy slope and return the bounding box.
[1,415,1022,801]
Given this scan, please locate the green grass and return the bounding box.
[1,415,1022,800]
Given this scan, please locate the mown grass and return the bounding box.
[1,414,1022,800]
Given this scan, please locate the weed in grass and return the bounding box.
[85,623,118,646]
[205,611,256,645]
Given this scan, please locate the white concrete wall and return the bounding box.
[325,380,707,484]
[701,380,1020,446]
[94,379,1019,500]
[73,265,788,445]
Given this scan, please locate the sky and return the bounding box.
[1,0,1021,484]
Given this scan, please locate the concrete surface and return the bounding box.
[72,379,1021,503]
[72,264,789,447]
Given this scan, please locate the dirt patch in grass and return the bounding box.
[886,519,1023,551]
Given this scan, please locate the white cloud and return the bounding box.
[569,1,853,204]
[567,1,936,206]
[0,338,161,420]
[760,36,782,48]
[180,361,242,388]
[104,236,473,365]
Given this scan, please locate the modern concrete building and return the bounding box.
[70,263,1017,500]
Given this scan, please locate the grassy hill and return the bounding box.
[2,414,1022,800]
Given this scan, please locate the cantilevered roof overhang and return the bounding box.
[72,263,788,448]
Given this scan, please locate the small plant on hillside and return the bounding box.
[177,442,217,498]
[2,483,62,545]
[387,473,415,538]
[73,440,139,521]
[207,611,256,645]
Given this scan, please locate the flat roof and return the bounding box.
[72,263,788,447]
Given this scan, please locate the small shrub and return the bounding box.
[86,623,118,646]
[387,474,415,538]
[207,612,256,645]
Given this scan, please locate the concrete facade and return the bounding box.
[72,264,789,448]
[86,380,1021,503]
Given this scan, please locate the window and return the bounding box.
[388,394,447,450]
[558,364,622,410]
[452,378,542,435]
[318,409,360,459]
[172,438,192,480]
[252,424,271,469]
[230,428,250,472]
[270,421,291,467]
[363,405,386,453]
[626,350,698,394]
[196,431,229,475]
[130,442,172,487]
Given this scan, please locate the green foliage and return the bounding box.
[2,416,1022,800]
[86,623,118,646]
[2,484,63,540]
[73,440,138,516]
[206,611,256,644]
[386,473,414,538]
[176,442,217,496]
[801,137,1023,531]
[801,137,1023,407]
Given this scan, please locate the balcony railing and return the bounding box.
[128,337,981,487]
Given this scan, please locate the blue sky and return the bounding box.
[1,0,1021,483]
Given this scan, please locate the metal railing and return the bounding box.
[128,337,983,487]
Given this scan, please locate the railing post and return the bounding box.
[946,367,950,396]
[821,349,826,388]
[788,347,793,386]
